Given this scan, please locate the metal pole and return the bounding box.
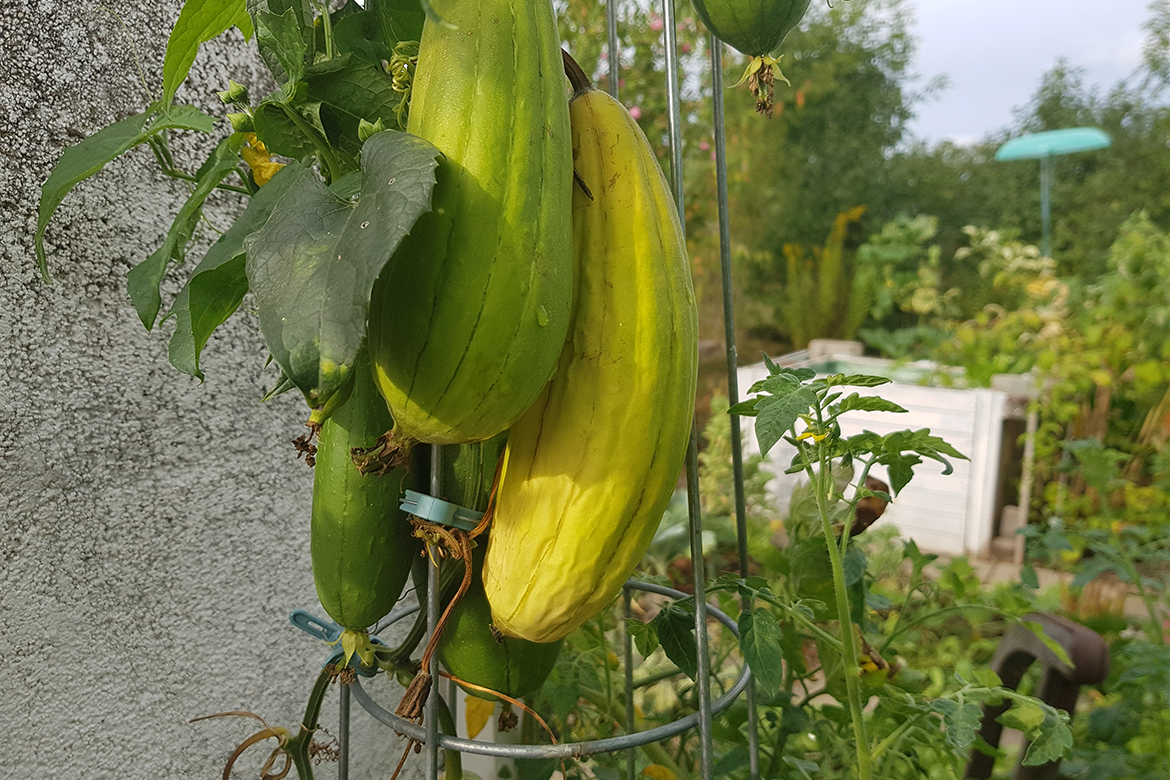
[1015,405,1039,565]
[606,0,620,99]
[659,5,714,775]
[339,681,351,780]
[710,34,760,780]
[426,444,443,780]
[1040,154,1052,258]
[624,587,637,780]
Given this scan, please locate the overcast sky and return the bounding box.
[905,0,1152,145]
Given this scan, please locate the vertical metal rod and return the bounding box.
[661,0,685,213]
[710,34,760,780]
[660,5,713,775]
[339,681,351,780]
[1040,154,1052,258]
[605,0,620,99]
[426,444,443,780]
[623,587,637,780]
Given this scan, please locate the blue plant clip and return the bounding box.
[400,489,483,531]
[288,609,386,677]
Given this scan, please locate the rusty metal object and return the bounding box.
[965,612,1109,780]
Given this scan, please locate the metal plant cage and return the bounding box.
[330,1,760,777]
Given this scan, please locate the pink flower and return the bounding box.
[649,16,663,32]
[699,141,710,151]
[629,106,643,120]
[681,42,692,54]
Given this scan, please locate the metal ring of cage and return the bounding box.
[351,578,753,760]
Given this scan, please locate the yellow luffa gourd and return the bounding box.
[482,64,698,643]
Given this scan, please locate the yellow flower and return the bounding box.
[241,133,284,186]
[796,429,828,443]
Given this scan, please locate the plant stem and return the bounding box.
[435,691,462,780]
[805,438,871,780]
[286,664,335,780]
[578,686,687,777]
[281,103,342,182]
[315,0,336,60]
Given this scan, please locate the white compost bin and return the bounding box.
[737,351,1006,557]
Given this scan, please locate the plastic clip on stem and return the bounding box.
[287,609,386,677]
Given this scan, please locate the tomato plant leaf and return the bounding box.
[163,0,252,105]
[1021,710,1073,765]
[822,373,892,388]
[999,700,1045,733]
[1021,620,1074,667]
[754,388,818,456]
[931,698,983,749]
[244,130,441,408]
[1020,562,1040,589]
[738,608,785,696]
[843,547,868,587]
[35,106,216,281]
[781,756,820,778]
[127,137,243,329]
[834,393,908,415]
[654,604,698,680]
[625,619,659,657]
[166,162,305,378]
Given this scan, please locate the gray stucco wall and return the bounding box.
[1,2,418,776]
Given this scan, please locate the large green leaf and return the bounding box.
[252,100,319,160]
[163,0,253,105]
[35,106,215,281]
[307,54,406,151]
[243,130,441,408]
[754,388,817,456]
[254,6,306,96]
[738,608,785,696]
[127,137,244,329]
[654,603,698,680]
[368,0,424,47]
[166,163,306,378]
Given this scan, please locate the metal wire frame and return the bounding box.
[351,580,750,760]
[338,1,757,777]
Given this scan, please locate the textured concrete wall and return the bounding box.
[1,2,418,776]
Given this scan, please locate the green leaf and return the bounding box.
[931,698,983,749]
[1071,555,1119,589]
[625,619,659,658]
[654,604,698,680]
[1020,562,1040,589]
[35,107,216,281]
[835,393,908,415]
[252,100,319,160]
[127,137,243,329]
[999,700,1045,733]
[843,546,867,587]
[166,162,306,377]
[255,7,306,95]
[163,0,252,105]
[243,130,441,408]
[782,756,820,778]
[822,373,892,388]
[738,608,785,696]
[726,398,759,417]
[307,55,407,149]
[368,0,425,47]
[1021,711,1073,766]
[754,388,818,455]
[902,538,938,575]
[882,452,921,495]
[1021,620,1074,667]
